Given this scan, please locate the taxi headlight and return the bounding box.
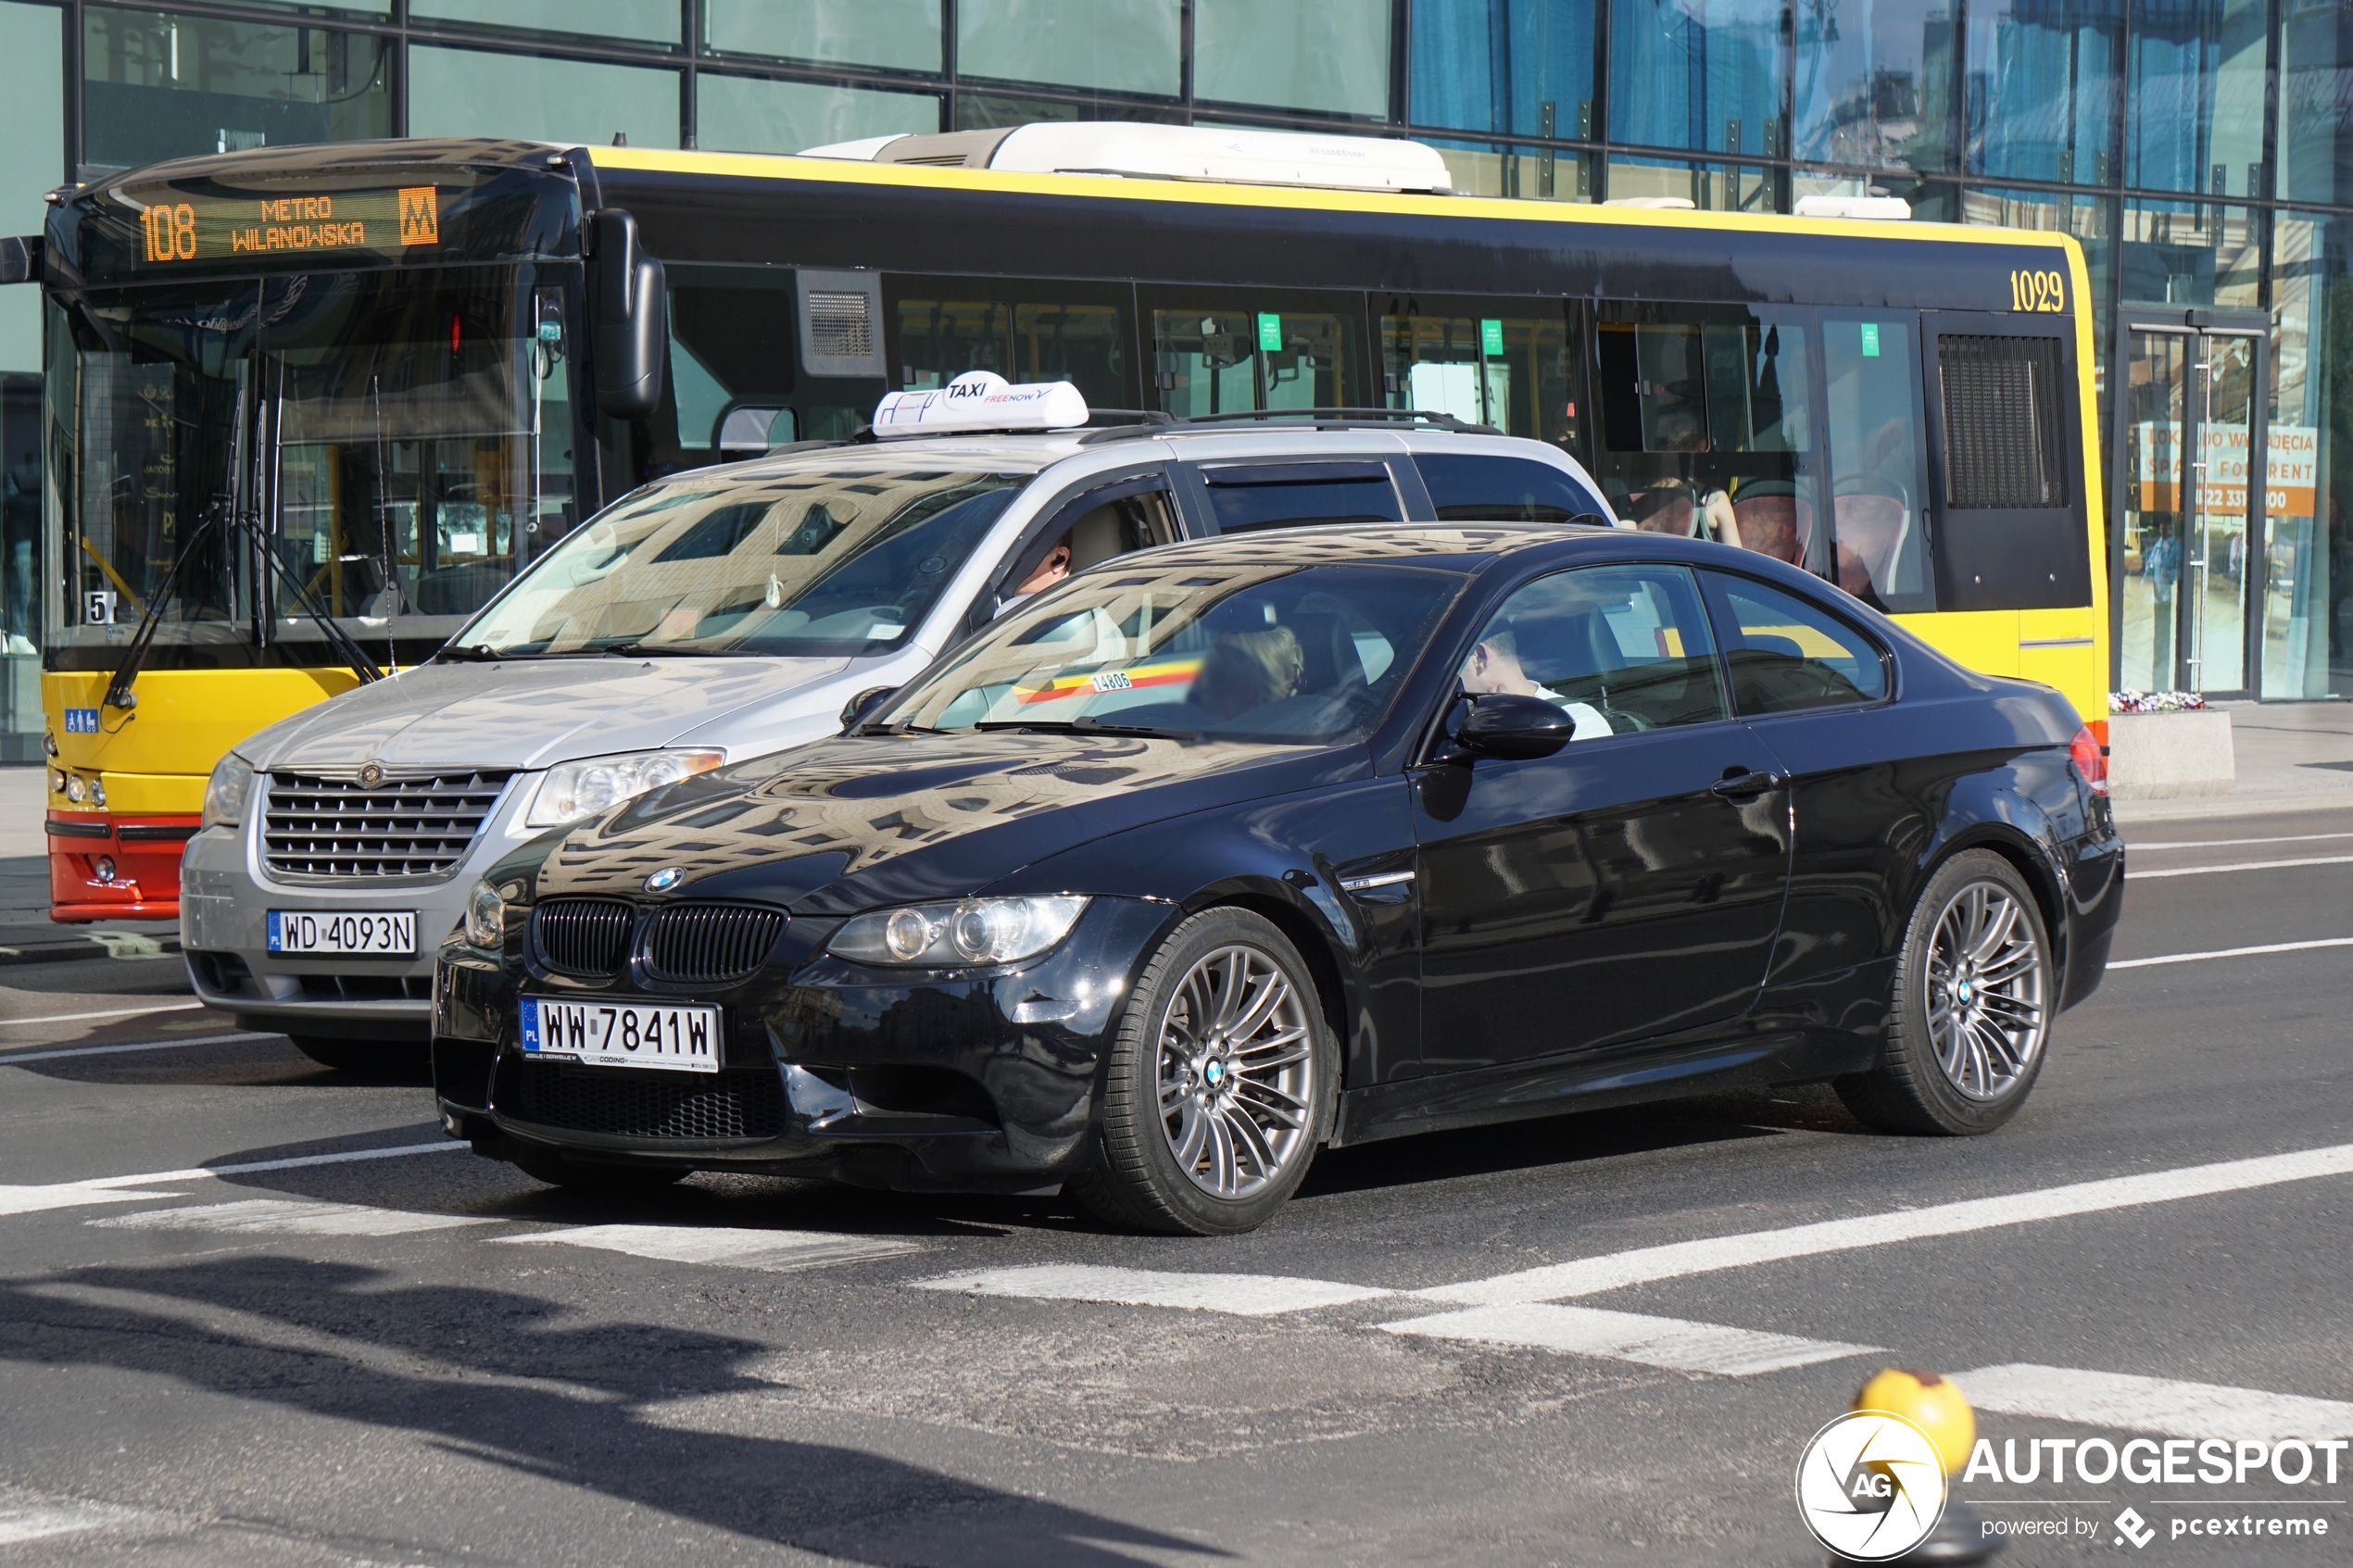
[201,754,256,829]
[525,748,725,827]
[829,896,1089,969]
[464,880,509,948]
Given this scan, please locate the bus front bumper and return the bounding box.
[47,812,197,923]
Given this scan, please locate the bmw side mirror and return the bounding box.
[1454,693,1576,760]
[1569,511,1612,530]
[840,685,900,732]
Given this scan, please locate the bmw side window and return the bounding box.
[1415,453,1604,522]
[1703,573,1889,715]
[1462,564,1730,734]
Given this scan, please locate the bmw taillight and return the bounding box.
[2069,721,2108,796]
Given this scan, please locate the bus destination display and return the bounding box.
[137,186,441,264]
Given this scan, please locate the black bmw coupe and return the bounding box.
[433,525,2123,1235]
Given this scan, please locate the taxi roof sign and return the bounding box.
[872,372,1090,439]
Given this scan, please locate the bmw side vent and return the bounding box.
[533,898,635,977]
[643,904,786,985]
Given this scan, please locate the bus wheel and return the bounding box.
[287,1035,428,1073]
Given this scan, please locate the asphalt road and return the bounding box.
[0,808,2347,1567]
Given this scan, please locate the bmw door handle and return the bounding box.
[1711,768,1784,800]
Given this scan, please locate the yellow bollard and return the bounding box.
[1834,1368,1999,1564]
[1853,1368,1976,1476]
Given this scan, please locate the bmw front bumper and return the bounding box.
[432,897,1177,1191]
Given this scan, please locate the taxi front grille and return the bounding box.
[643,904,785,985]
[512,1063,786,1140]
[533,899,636,977]
[263,771,510,880]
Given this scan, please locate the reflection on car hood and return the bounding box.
[245,657,850,771]
[531,730,1363,915]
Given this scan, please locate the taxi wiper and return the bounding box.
[435,642,510,662]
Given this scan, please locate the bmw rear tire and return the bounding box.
[1837,848,2056,1136]
[1069,907,1337,1236]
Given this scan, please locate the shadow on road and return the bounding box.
[6,1255,1225,1565]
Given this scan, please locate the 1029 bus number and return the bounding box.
[2010,268,2066,312]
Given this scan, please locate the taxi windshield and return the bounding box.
[450,465,1028,657]
[883,559,1466,746]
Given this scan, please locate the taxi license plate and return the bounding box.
[520,997,721,1074]
[267,910,416,956]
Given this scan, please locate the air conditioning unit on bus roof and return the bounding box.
[799,121,1453,195]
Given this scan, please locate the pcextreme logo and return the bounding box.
[1795,1411,1949,1562]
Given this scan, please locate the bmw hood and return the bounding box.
[241,657,850,772]
[522,730,1367,916]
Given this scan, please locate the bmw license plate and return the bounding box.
[519,997,721,1074]
[267,910,416,956]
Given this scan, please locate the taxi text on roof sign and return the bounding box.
[872,372,1090,439]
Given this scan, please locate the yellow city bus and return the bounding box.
[16,130,2102,922]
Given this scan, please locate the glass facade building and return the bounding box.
[1,0,2349,721]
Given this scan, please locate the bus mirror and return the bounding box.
[0,236,40,285]
[589,209,666,419]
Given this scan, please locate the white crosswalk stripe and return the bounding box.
[0,1180,189,1218]
[1959,1364,2353,1442]
[1409,1141,2353,1307]
[1378,1302,1879,1375]
[916,1261,1393,1316]
[0,1486,152,1546]
[499,1223,923,1273]
[88,1198,496,1237]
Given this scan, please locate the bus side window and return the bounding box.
[1821,313,1935,614]
[1377,300,1577,448]
[1143,290,1366,417]
[1592,307,1818,559]
[888,278,1137,412]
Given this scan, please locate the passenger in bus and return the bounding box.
[1727,478,1806,565]
[1630,411,1736,544]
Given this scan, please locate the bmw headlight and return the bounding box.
[201,753,257,830]
[525,748,725,827]
[828,896,1090,969]
[464,880,510,948]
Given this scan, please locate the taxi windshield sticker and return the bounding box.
[1015,657,1202,705]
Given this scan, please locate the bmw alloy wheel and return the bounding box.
[1155,943,1316,1198]
[1925,880,2047,1100]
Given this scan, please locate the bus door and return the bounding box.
[2114,307,2268,698]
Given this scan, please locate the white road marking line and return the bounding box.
[500,1223,922,1273]
[1960,1364,2353,1442]
[88,1198,493,1237]
[0,1031,280,1065]
[2133,853,2353,879]
[2108,936,2353,970]
[0,1486,152,1546]
[1413,1142,2353,1307]
[2131,830,2353,851]
[0,1139,468,1218]
[0,1180,189,1218]
[0,1001,207,1028]
[1379,1302,1879,1375]
[915,1261,1394,1316]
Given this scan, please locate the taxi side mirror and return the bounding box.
[1455,693,1576,760]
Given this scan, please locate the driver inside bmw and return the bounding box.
[1459,624,1615,740]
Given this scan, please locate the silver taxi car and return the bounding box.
[182,380,1617,1067]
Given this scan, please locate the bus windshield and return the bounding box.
[46,262,573,668]
[449,466,1031,659]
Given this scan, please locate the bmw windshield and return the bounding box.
[449,465,1030,658]
[879,558,1466,745]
